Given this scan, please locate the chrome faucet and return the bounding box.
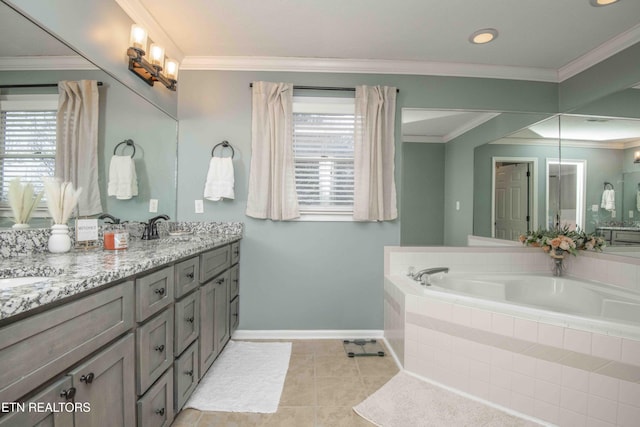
[409,267,449,286]
[142,215,170,240]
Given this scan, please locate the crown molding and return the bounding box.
[491,137,636,150]
[0,56,97,71]
[181,56,559,82]
[443,112,501,142]
[558,23,640,82]
[402,135,446,143]
[114,0,184,62]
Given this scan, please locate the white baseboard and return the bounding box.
[232,329,384,340]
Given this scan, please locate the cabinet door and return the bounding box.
[137,368,174,427]
[229,296,239,338]
[229,264,239,301]
[0,377,74,427]
[214,272,230,352]
[174,290,199,356]
[199,281,215,378]
[174,341,199,411]
[69,334,136,427]
[136,309,174,395]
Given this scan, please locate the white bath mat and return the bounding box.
[354,372,540,427]
[184,340,292,413]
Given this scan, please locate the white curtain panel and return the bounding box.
[354,85,398,221]
[246,81,299,220]
[56,80,102,216]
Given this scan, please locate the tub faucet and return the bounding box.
[142,215,170,240]
[411,267,449,286]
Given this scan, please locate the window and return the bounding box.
[292,96,355,217]
[0,94,58,215]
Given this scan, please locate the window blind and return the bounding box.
[293,111,354,212]
[0,110,57,204]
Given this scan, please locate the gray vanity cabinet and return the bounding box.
[69,334,136,427]
[214,272,230,353]
[136,266,174,322]
[136,308,174,395]
[229,264,240,336]
[174,289,200,355]
[199,270,230,377]
[175,257,199,299]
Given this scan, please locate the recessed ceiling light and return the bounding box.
[469,28,498,45]
[590,0,620,6]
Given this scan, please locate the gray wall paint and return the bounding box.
[177,70,557,330]
[5,0,178,118]
[400,142,445,246]
[0,70,178,224]
[444,113,553,246]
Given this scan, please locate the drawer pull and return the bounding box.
[233,248,240,255]
[154,344,165,353]
[185,370,194,377]
[80,373,95,384]
[155,408,165,416]
[186,316,195,323]
[60,387,76,400]
[216,278,225,285]
[154,288,166,296]
[186,272,195,279]
[233,313,239,318]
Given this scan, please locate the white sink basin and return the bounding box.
[0,277,49,289]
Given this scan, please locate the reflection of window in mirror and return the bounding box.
[547,159,586,230]
[0,94,58,217]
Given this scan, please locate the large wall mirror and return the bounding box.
[0,1,178,227]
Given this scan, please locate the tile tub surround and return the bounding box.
[0,227,243,320]
[384,246,640,427]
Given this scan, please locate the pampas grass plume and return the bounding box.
[8,178,43,224]
[43,178,82,224]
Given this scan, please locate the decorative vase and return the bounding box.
[11,223,30,229]
[550,249,565,276]
[48,224,72,253]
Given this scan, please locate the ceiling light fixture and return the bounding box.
[469,28,498,45]
[126,24,178,91]
[589,0,620,6]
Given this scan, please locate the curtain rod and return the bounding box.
[0,82,104,89]
[248,83,399,93]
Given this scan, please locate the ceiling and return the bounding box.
[126,0,640,82]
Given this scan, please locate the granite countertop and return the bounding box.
[596,226,640,231]
[0,233,241,321]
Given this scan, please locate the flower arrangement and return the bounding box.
[7,178,42,227]
[42,178,82,225]
[519,226,606,257]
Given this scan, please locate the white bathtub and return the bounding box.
[414,273,640,333]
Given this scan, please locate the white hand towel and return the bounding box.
[601,189,615,211]
[204,157,235,201]
[107,155,138,200]
[637,190,640,212]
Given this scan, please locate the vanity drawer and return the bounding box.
[174,341,199,411]
[230,296,239,337]
[229,264,239,301]
[137,367,174,427]
[231,241,240,265]
[136,308,174,395]
[136,266,174,322]
[174,257,199,299]
[199,245,231,283]
[174,290,199,356]
[0,282,134,404]
[612,230,640,245]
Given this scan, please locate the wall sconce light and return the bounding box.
[126,24,178,91]
[634,150,640,164]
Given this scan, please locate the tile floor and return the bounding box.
[171,339,395,427]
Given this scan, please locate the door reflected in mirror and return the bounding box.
[492,157,537,240]
[546,159,586,231]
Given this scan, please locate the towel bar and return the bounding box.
[113,139,136,158]
[212,140,235,158]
